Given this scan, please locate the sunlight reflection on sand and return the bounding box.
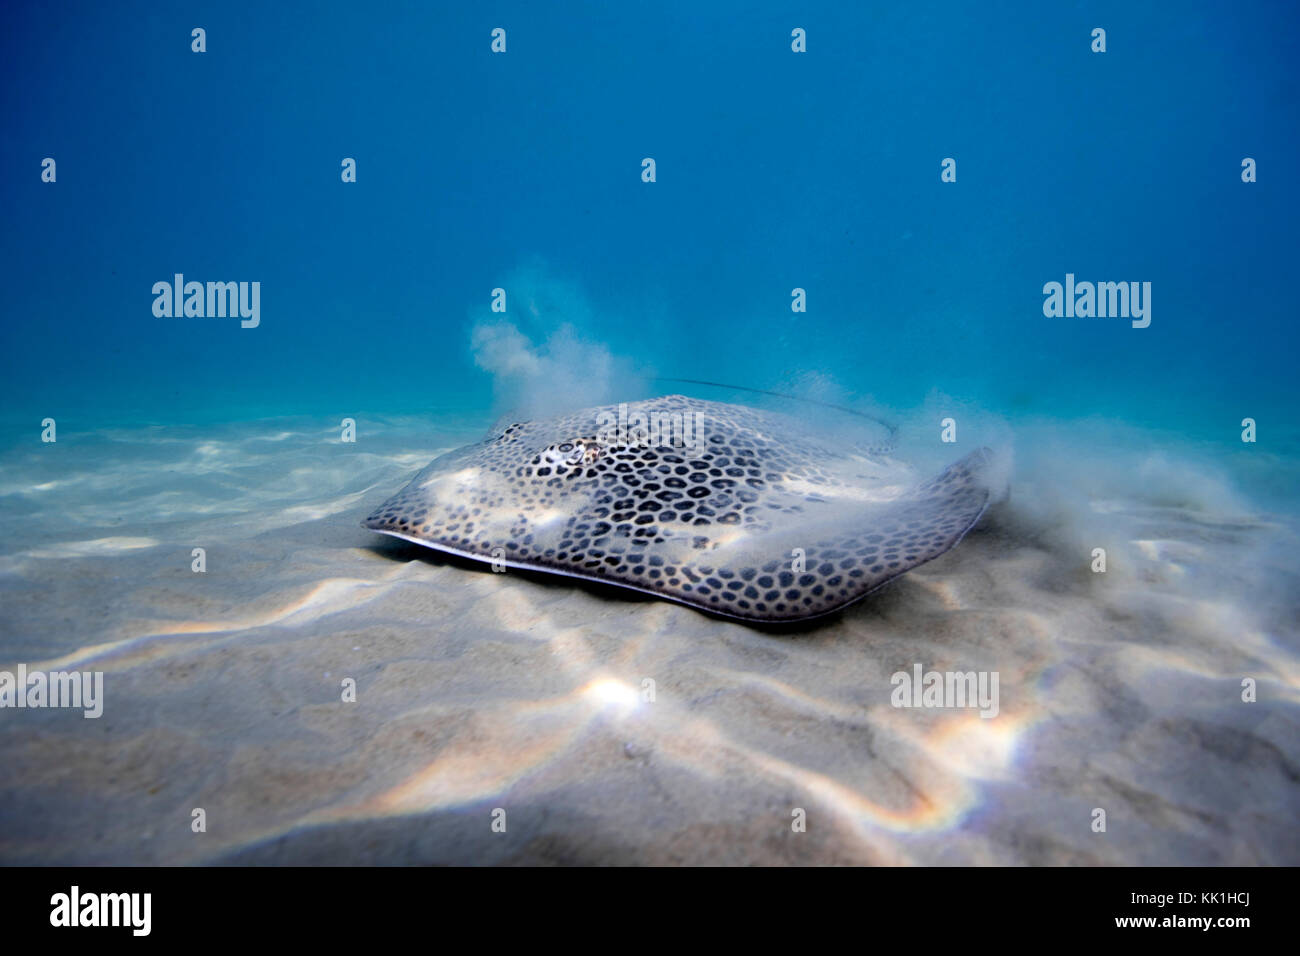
[0,416,1297,864]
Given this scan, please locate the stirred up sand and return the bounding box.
[0,414,1297,864]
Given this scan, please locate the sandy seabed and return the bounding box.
[0,414,1297,865]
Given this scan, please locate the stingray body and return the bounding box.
[363,396,994,623]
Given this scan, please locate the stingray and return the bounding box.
[362,395,995,623]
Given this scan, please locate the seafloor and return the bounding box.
[0,414,1296,864]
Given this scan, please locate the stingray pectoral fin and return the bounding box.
[856,445,994,585]
[764,447,996,621]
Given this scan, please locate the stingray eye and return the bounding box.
[539,443,569,467]
[558,442,574,453]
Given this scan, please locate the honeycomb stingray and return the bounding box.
[363,395,996,623]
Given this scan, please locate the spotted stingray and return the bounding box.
[363,395,995,623]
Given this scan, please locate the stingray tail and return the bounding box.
[654,377,899,444]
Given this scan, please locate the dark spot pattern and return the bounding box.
[363,396,992,623]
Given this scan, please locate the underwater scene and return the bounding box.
[1,1,1298,866]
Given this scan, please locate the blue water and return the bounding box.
[2,1,1297,444]
[3,2,1300,867]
